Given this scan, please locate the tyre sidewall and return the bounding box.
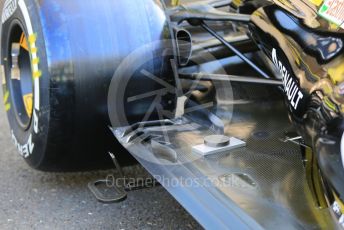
[1,0,49,168]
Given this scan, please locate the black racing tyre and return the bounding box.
[1,0,127,171]
[1,0,171,171]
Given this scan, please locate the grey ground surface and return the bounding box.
[0,0,201,226]
[0,87,202,229]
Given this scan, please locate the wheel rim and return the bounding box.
[7,24,34,130]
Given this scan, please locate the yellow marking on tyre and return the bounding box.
[26,31,41,111]
[30,47,37,53]
[28,33,37,44]
[27,33,41,79]
[32,70,42,79]
[19,0,40,115]
[32,57,40,65]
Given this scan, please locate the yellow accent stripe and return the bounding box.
[328,62,344,84]
[3,90,9,103]
[28,33,37,44]
[309,0,323,6]
[32,57,40,65]
[304,147,328,208]
[5,103,10,111]
[171,0,180,6]
[233,0,242,7]
[289,43,321,80]
[33,70,42,79]
[324,97,337,112]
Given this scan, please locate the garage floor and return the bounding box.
[0,68,201,230]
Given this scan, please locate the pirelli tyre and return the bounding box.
[1,0,172,171]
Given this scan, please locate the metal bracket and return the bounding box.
[280,134,309,148]
[88,152,159,203]
[11,43,21,81]
[200,22,271,79]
